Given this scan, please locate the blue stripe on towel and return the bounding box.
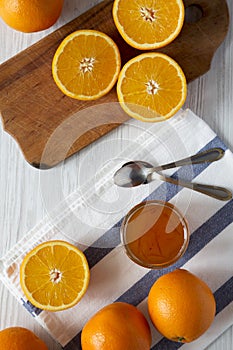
[215,276,233,314]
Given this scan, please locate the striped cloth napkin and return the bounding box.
[0,109,233,350]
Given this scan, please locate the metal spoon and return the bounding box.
[114,147,225,187]
[113,148,232,201]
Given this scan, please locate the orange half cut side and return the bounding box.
[20,240,90,311]
[117,53,187,122]
[52,30,121,100]
[113,0,185,50]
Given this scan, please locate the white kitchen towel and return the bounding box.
[0,109,233,350]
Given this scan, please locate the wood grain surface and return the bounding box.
[0,1,233,350]
[0,0,229,168]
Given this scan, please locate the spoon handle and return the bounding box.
[153,147,225,172]
[156,173,232,201]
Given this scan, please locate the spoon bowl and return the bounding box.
[114,161,153,187]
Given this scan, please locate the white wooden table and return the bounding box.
[0,0,232,349]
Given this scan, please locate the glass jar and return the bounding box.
[120,200,189,269]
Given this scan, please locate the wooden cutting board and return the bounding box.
[0,0,229,168]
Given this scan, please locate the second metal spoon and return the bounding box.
[154,172,232,201]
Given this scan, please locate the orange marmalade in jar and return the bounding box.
[121,200,189,269]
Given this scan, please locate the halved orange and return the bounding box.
[117,53,187,122]
[20,240,90,311]
[52,30,121,100]
[112,0,185,50]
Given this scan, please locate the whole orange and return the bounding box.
[148,269,216,343]
[81,302,152,350]
[0,327,48,350]
[0,0,64,33]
